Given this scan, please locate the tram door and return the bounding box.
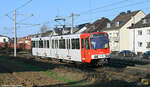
[81,37,91,63]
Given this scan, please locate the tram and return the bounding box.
[31,32,111,65]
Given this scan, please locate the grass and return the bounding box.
[146,64,150,66]
[0,56,84,87]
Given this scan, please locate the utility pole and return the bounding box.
[70,13,80,34]
[71,13,74,34]
[5,0,33,57]
[133,16,135,54]
[14,10,17,57]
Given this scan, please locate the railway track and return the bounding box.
[27,55,140,82]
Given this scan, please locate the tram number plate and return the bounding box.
[98,55,105,58]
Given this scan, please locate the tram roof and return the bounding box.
[31,34,81,41]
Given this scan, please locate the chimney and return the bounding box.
[120,12,126,15]
[127,10,131,14]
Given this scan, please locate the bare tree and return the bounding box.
[40,24,48,33]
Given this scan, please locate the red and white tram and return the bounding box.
[31,32,111,65]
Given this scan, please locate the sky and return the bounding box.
[0,0,150,38]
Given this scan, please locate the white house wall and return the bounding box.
[0,37,9,43]
[119,11,145,51]
[131,27,150,53]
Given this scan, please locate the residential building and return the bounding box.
[101,10,145,52]
[0,35,10,43]
[51,28,63,35]
[17,36,31,50]
[74,23,90,34]
[62,27,71,35]
[41,30,53,37]
[129,14,150,55]
[83,17,110,33]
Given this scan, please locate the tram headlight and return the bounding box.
[105,54,111,58]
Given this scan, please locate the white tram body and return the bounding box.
[32,34,82,62]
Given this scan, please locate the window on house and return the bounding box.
[109,40,112,43]
[109,33,112,36]
[148,19,150,23]
[147,42,150,48]
[143,19,147,24]
[115,21,120,27]
[131,23,134,27]
[138,30,142,35]
[72,39,80,49]
[107,23,111,28]
[109,36,112,40]
[147,29,150,35]
[116,32,119,37]
[138,42,142,47]
[3,39,6,42]
[59,39,65,49]
[108,33,111,40]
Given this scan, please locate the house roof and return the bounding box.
[76,23,90,29]
[74,23,90,33]
[30,33,41,38]
[0,35,9,38]
[41,30,53,37]
[52,28,63,35]
[83,17,110,33]
[129,13,150,29]
[103,10,141,30]
[63,27,71,31]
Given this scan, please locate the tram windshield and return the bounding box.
[90,33,109,49]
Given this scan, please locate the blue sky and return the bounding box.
[0,0,150,37]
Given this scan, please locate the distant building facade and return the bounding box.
[0,35,9,43]
[129,14,150,54]
[101,10,146,52]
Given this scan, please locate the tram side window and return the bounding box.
[85,38,90,49]
[67,39,70,49]
[81,39,84,49]
[35,41,38,48]
[31,41,35,48]
[55,40,58,48]
[47,40,49,48]
[39,40,43,48]
[52,40,55,49]
[72,39,80,49]
[44,40,47,48]
[59,39,65,49]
